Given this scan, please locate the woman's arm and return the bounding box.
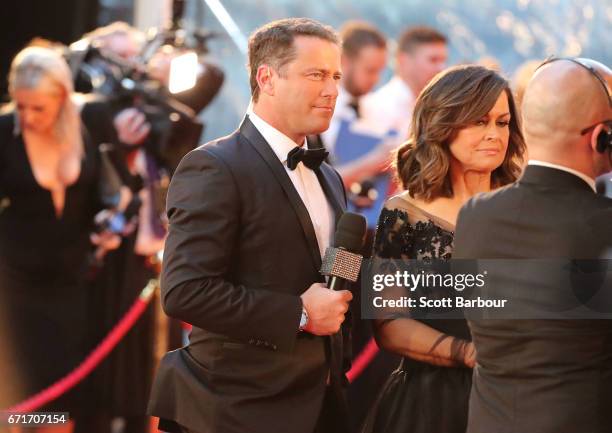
[374,318,475,367]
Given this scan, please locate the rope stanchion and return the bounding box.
[347,337,380,383]
[3,279,158,413]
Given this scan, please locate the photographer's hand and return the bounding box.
[90,230,122,262]
[114,108,151,145]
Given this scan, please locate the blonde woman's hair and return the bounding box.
[8,45,83,156]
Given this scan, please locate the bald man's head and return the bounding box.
[521,57,611,175]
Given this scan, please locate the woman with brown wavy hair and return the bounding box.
[362,65,526,433]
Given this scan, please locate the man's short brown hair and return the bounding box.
[398,25,447,54]
[248,18,339,102]
[340,21,386,58]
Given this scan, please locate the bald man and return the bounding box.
[454,58,612,433]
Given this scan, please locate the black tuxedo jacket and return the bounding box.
[454,165,612,433]
[148,117,350,433]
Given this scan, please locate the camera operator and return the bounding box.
[68,21,224,433]
[76,21,224,170]
[78,22,152,147]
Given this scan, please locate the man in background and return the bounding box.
[319,20,387,168]
[362,25,447,141]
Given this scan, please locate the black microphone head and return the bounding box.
[334,212,367,253]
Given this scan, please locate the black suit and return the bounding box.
[147,117,350,433]
[454,165,612,433]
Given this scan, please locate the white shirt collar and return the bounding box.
[246,108,307,165]
[528,160,597,192]
[337,85,355,109]
[389,75,415,103]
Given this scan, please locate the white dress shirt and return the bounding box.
[361,75,416,141]
[528,160,597,192]
[248,109,334,259]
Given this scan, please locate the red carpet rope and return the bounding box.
[347,337,380,383]
[3,279,158,413]
[3,274,380,413]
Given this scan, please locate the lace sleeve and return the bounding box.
[369,207,415,321]
[372,207,412,259]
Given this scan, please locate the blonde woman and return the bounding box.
[0,46,110,429]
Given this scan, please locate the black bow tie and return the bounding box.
[348,98,361,118]
[286,146,328,170]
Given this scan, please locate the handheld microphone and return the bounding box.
[320,212,367,291]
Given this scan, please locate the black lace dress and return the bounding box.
[362,198,472,433]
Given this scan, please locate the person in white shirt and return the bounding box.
[362,25,448,143]
[315,21,391,222]
[320,21,387,160]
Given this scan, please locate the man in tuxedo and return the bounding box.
[454,58,612,432]
[147,18,353,433]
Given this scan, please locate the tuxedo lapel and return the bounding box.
[315,165,348,395]
[239,117,323,270]
[315,164,346,227]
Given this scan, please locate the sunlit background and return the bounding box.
[2,0,611,143]
[188,0,612,141]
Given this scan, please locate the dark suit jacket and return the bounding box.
[148,117,350,433]
[454,165,612,433]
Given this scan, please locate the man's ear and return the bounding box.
[589,123,607,153]
[57,87,68,105]
[256,64,275,97]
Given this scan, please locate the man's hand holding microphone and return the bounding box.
[299,212,366,336]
